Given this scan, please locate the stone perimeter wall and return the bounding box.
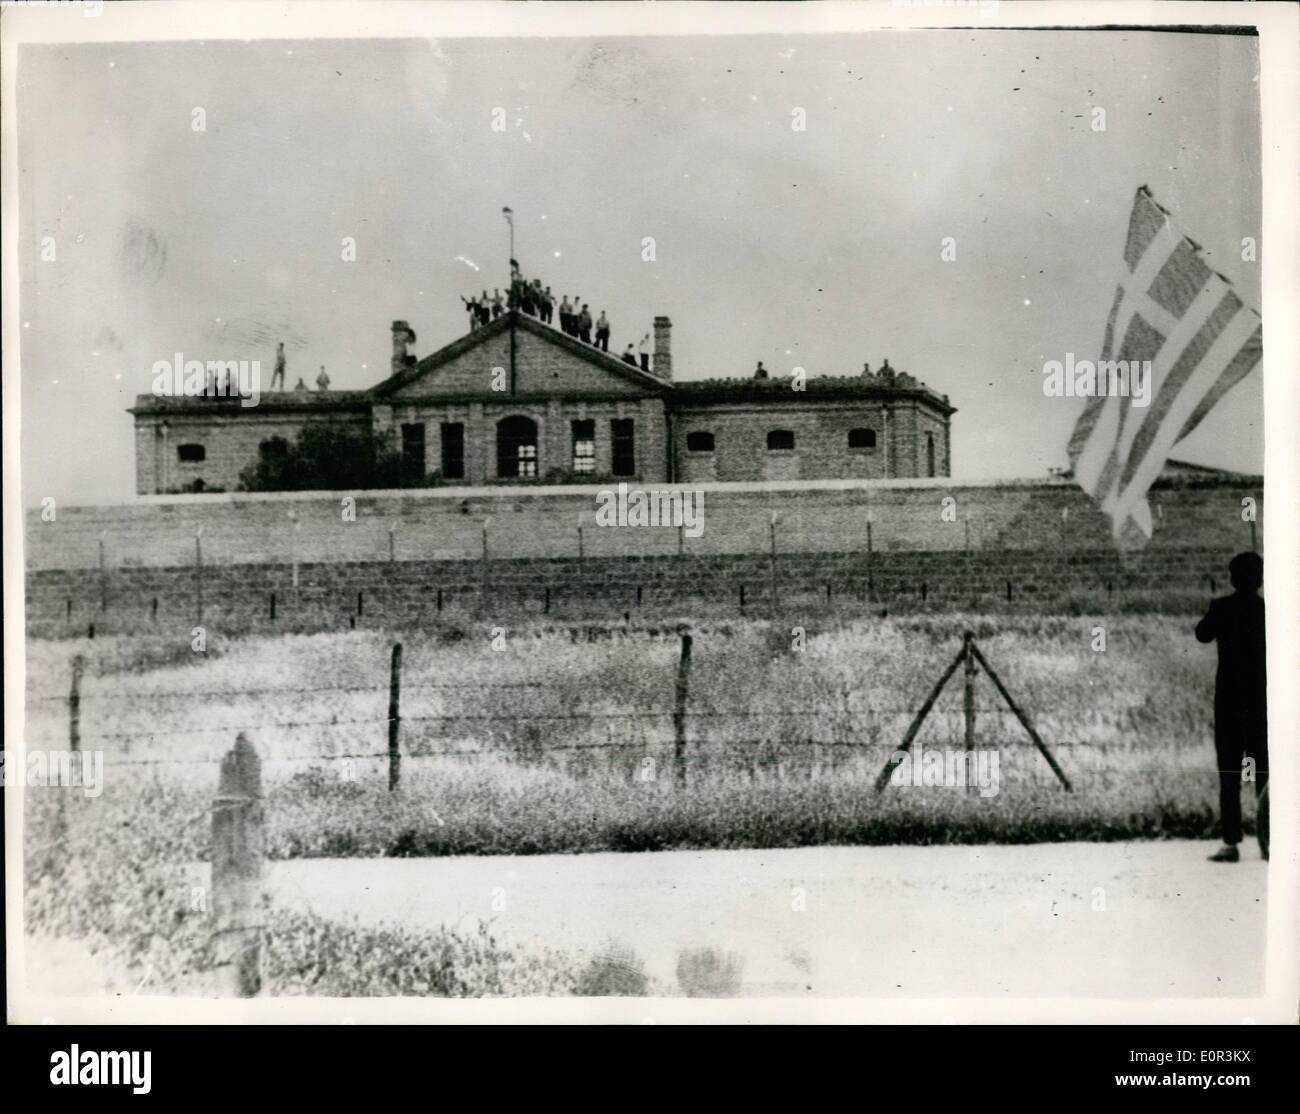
[24,476,1262,636]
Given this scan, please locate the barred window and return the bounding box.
[572,419,596,474]
[848,428,876,450]
[766,429,795,451]
[177,443,206,463]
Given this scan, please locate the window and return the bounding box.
[441,422,465,480]
[766,429,795,451]
[848,428,876,450]
[685,430,715,453]
[401,423,426,483]
[571,419,596,474]
[611,418,635,477]
[926,431,937,478]
[177,443,206,463]
[497,415,539,478]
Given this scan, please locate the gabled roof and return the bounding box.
[369,310,670,398]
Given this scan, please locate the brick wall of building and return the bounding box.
[132,406,370,494]
[672,399,952,483]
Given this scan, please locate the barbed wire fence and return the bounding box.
[26,634,1216,791]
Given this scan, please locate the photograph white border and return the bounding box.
[4,0,1297,1025]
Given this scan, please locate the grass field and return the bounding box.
[21,613,1255,995]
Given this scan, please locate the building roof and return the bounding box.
[129,391,371,416]
[130,313,952,413]
[673,370,955,413]
[370,310,670,398]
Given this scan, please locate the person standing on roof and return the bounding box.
[461,294,480,331]
[559,295,573,335]
[316,365,331,391]
[621,343,638,367]
[491,289,504,319]
[638,332,651,372]
[540,286,554,326]
[270,341,287,391]
[578,303,593,344]
[595,311,611,351]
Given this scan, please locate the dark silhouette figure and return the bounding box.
[1195,551,1267,862]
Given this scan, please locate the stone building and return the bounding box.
[129,310,955,494]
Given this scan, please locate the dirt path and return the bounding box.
[267,840,1267,998]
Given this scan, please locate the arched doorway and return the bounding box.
[496,415,539,478]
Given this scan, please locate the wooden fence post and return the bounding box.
[768,512,778,622]
[673,631,693,788]
[873,640,967,792]
[866,513,875,602]
[98,535,107,614]
[69,654,85,753]
[194,528,204,626]
[969,641,1073,792]
[963,631,976,794]
[388,643,403,792]
[211,734,264,997]
[288,511,300,591]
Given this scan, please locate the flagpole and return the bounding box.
[503,206,516,395]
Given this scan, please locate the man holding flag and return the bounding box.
[1067,187,1266,865]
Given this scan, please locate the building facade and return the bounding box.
[129,311,955,494]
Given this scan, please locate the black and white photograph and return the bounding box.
[4,0,1298,1049]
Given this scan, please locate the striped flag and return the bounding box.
[1067,186,1262,546]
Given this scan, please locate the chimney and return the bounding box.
[653,316,672,381]
[391,320,416,376]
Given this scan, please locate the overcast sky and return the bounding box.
[18,29,1262,504]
